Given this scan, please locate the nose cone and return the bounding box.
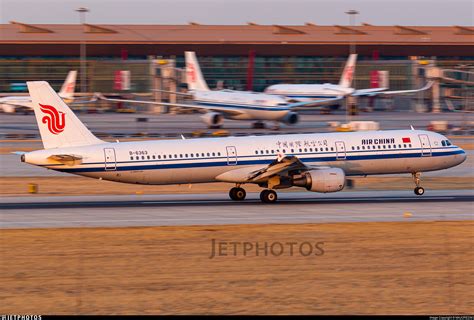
[454,148,467,166]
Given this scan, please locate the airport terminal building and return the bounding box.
[0,22,472,92]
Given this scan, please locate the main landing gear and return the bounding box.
[252,121,266,129]
[412,172,425,196]
[229,186,246,201]
[228,186,278,203]
[260,189,278,203]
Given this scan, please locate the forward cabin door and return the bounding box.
[418,134,432,157]
[104,148,117,170]
[335,141,346,160]
[226,146,238,165]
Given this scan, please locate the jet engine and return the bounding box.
[281,112,299,125]
[292,168,345,193]
[200,112,224,128]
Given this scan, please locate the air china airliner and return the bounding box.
[0,71,77,113]
[100,52,341,129]
[21,81,466,203]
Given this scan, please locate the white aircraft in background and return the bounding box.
[0,70,77,113]
[99,51,342,129]
[21,81,466,203]
[265,54,433,101]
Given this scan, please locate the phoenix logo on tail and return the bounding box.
[186,63,196,83]
[39,103,65,134]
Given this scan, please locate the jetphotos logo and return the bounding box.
[39,104,66,134]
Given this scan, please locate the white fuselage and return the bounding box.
[192,90,293,121]
[265,84,353,101]
[24,130,466,186]
[0,96,33,113]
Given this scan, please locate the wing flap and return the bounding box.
[215,155,309,183]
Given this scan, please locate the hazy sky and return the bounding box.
[0,0,473,26]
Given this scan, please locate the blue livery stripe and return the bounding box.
[53,149,465,173]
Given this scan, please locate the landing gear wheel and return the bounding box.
[260,189,278,203]
[414,187,425,196]
[412,172,424,196]
[252,121,266,129]
[229,187,246,201]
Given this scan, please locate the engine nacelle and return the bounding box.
[200,112,224,128]
[281,111,299,125]
[292,168,345,193]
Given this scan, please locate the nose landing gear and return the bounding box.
[412,172,425,195]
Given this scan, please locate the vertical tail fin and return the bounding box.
[338,54,357,88]
[58,70,77,100]
[27,81,103,149]
[185,51,210,91]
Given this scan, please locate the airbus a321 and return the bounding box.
[21,81,466,203]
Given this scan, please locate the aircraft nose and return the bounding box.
[453,148,467,166]
[459,149,467,163]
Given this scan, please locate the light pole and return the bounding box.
[76,7,89,93]
[344,9,359,123]
[345,9,359,54]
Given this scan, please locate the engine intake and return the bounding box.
[200,112,224,128]
[292,168,345,193]
[281,112,299,125]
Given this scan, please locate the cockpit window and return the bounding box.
[446,140,452,146]
[441,140,446,146]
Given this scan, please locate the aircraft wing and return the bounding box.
[216,154,323,184]
[287,96,344,109]
[98,95,245,116]
[352,81,434,97]
[150,89,193,97]
[0,100,33,109]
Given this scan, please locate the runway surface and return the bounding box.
[1,190,473,229]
